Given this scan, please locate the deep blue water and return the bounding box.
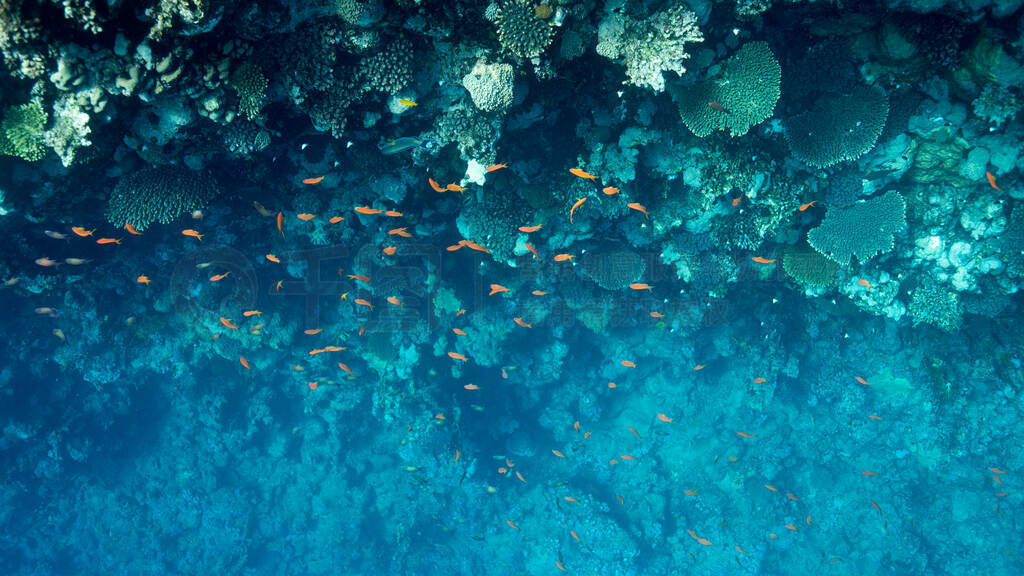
[1,1,1023,575]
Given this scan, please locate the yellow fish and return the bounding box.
[398,99,417,107]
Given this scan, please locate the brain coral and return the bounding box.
[807,190,906,266]
[785,84,889,168]
[495,0,554,58]
[462,60,515,113]
[106,166,221,230]
[670,41,781,137]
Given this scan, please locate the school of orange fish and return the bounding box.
[10,161,1013,573]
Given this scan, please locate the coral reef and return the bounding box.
[106,166,220,230]
[786,85,890,168]
[596,5,703,93]
[808,191,907,265]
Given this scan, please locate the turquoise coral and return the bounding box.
[495,0,554,59]
[785,85,889,168]
[669,42,781,137]
[909,279,962,332]
[596,5,703,93]
[106,166,221,230]
[0,100,48,162]
[230,62,268,121]
[808,191,907,266]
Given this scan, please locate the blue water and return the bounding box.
[1,1,1023,575]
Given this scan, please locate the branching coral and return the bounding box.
[669,41,780,137]
[808,191,906,266]
[0,100,48,161]
[495,0,554,59]
[357,37,413,95]
[230,61,267,121]
[596,5,703,93]
[785,85,889,168]
[106,166,220,230]
[146,0,209,41]
[909,279,962,332]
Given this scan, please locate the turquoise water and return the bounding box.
[1,1,1023,574]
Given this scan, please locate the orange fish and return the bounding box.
[620,454,637,461]
[628,426,641,439]
[486,163,508,172]
[501,368,508,379]
[553,253,574,262]
[798,201,817,211]
[751,256,775,264]
[446,183,465,193]
[616,495,625,506]
[986,171,1001,191]
[262,254,281,264]
[573,421,580,432]
[219,317,239,329]
[240,357,251,370]
[428,177,446,192]
[388,227,412,237]
[35,257,59,267]
[385,210,403,218]
[302,176,325,185]
[650,311,664,318]
[465,241,490,253]
[570,530,580,542]
[868,414,883,420]
[862,470,879,476]
[297,213,316,221]
[732,196,742,207]
[454,449,460,463]
[308,382,319,390]
[609,459,619,466]
[96,238,121,245]
[525,243,539,259]
[275,280,283,292]
[621,360,636,368]
[453,328,468,336]
[448,352,468,362]
[753,377,766,384]
[277,212,284,237]
[627,203,648,218]
[990,467,1007,474]
[513,317,532,328]
[657,413,672,423]
[708,101,729,113]
[348,274,371,283]
[518,224,542,233]
[786,493,800,502]
[382,246,397,255]
[209,272,231,282]
[71,227,94,237]
[629,283,653,291]
[785,524,798,532]
[125,223,143,235]
[323,346,345,352]
[583,432,591,440]
[446,241,467,252]
[515,471,526,483]
[856,376,871,386]
[602,186,619,195]
[136,275,151,285]
[765,484,779,492]
[506,519,520,530]
[569,168,597,180]
[857,279,872,288]
[338,362,354,375]
[531,290,547,296]
[329,216,344,223]
[735,545,747,555]
[737,431,757,438]
[456,309,466,316]
[354,206,383,215]
[569,197,586,223]
[464,384,480,390]
[182,229,203,241]
[387,296,403,306]
[684,490,698,496]
[489,284,510,295]
[555,561,567,573]
[354,298,373,309]
[304,328,322,335]
[552,450,566,458]
[564,496,580,503]
[608,382,617,388]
